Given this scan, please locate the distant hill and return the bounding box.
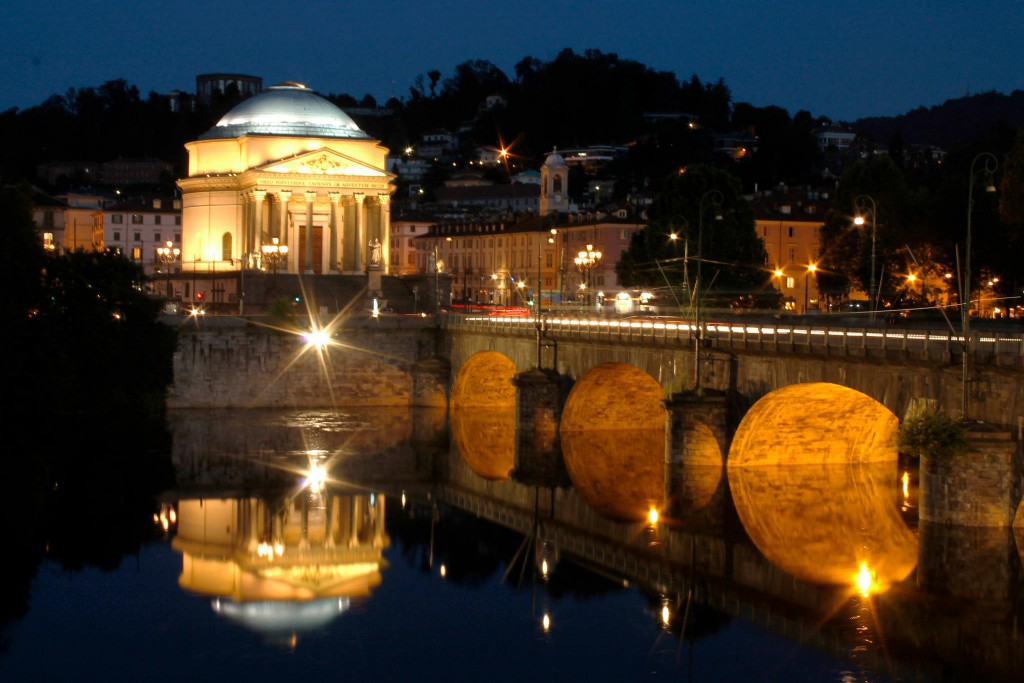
[853,90,1024,149]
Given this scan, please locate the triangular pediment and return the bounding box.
[260,148,387,177]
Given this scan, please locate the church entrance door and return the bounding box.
[299,226,324,274]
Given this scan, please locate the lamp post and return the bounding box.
[853,194,877,320]
[804,263,818,314]
[156,240,180,299]
[693,190,723,394]
[574,244,602,308]
[261,236,289,299]
[962,152,999,420]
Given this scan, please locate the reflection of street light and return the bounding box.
[804,263,818,313]
[962,152,998,420]
[574,244,602,307]
[854,194,877,319]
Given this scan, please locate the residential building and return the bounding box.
[95,195,182,275]
[752,186,828,313]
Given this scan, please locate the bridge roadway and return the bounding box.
[443,312,1024,428]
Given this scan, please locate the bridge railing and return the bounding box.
[443,314,1024,363]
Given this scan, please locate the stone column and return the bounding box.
[372,495,386,548]
[304,190,316,274]
[252,189,266,257]
[512,368,568,486]
[663,392,729,521]
[378,193,391,274]
[277,190,291,244]
[349,496,361,548]
[353,193,365,272]
[324,494,336,548]
[240,192,250,260]
[328,191,341,273]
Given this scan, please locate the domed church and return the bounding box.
[177,82,394,278]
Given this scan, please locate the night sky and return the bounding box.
[2,0,1023,121]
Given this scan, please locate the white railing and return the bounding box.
[443,314,1024,361]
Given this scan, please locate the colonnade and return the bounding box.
[238,188,391,274]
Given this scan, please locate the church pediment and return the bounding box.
[261,148,387,177]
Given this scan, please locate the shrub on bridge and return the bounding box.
[898,407,967,459]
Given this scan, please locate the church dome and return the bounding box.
[200,82,370,140]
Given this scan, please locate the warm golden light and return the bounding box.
[440,564,447,578]
[774,268,784,277]
[854,215,866,226]
[648,507,659,525]
[661,604,671,627]
[907,273,917,282]
[669,232,678,241]
[302,328,331,349]
[902,471,910,499]
[856,561,875,597]
[305,462,327,491]
[807,264,817,273]
[542,613,551,632]
[541,559,549,577]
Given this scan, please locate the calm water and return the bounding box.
[1,408,1021,682]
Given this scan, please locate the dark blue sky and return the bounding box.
[3,0,1023,121]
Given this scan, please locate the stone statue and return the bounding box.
[369,238,382,266]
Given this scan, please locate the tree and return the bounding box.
[616,166,774,308]
[816,156,921,307]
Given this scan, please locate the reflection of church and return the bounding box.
[177,82,394,279]
[171,489,387,637]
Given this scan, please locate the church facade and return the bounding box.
[177,82,395,277]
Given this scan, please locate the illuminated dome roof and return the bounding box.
[200,82,370,140]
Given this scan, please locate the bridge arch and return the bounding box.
[729,382,899,467]
[450,351,517,480]
[559,363,667,521]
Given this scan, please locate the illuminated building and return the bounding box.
[177,82,395,278]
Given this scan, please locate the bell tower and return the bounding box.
[540,150,569,216]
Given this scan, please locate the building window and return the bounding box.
[154,232,161,243]
[546,253,553,267]
[112,214,123,224]
[174,233,181,242]
[221,232,232,260]
[131,247,142,260]
[155,215,162,225]
[788,226,794,238]
[175,216,181,226]
[43,210,54,227]
[131,214,143,224]
[134,232,141,242]
[785,277,795,289]
[113,231,121,241]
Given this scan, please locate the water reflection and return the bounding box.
[729,462,918,592]
[560,428,665,522]
[171,486,387,642]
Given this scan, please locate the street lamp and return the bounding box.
[963,152,998,420]
[854,194,877,319]
[261,237,289,275]
[574,244,602,307]
[804,263,818,313]
[156,240,180,299]
[261,237,289,299]
[693,190,723,394]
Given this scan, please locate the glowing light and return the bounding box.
[302,327,331,349]
[648,507,659,525]
[541,559,549,577]
[856,562,875,597]
[542,613,551,632]
[305,462,327,491]
[661,604,671,627]
[774,268,784,277]
[440,564,447,578]
[854,215,865,226]
[902,471,910,499]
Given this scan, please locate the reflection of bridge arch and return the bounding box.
[451,351,517,480]
[560,363,667,521]
[729,382,899,467]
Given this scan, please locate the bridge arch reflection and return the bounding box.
[560,363,666,521]
[450,351,517,480]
